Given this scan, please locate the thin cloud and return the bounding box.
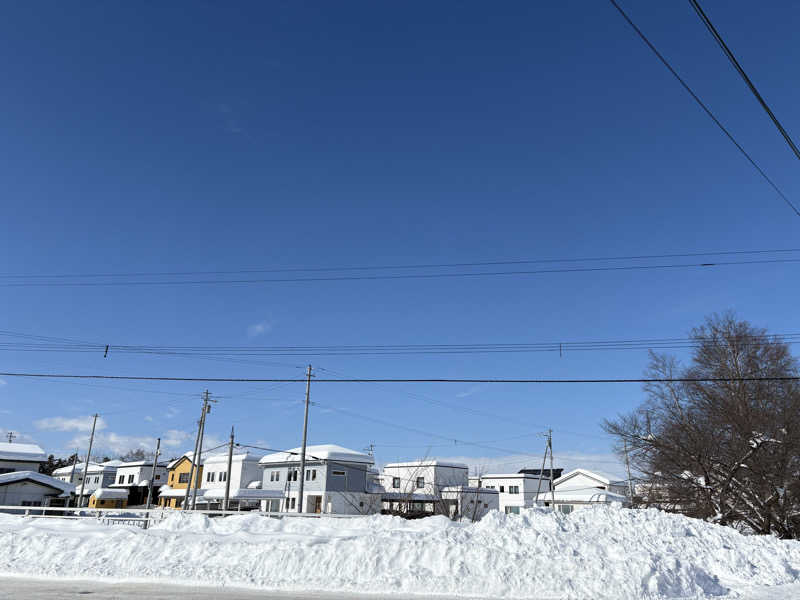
[247,320,272,338]
[0,378,6,386]
[35,415,108,433]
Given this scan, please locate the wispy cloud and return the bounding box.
[247,320,272,338]
[66,428,193,457]
[35,415,108,433]
[0,378,6,386]
[164,407,180,419]
[455,385,483,399]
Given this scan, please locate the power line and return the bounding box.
[0,257,799,287]
[688,0,800,162]
[1,248,797,280]
[0,371,797,383]
[608,0,800,218]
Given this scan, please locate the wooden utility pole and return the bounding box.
[223,426,234,512]
[548,430,556,510]
[297,365,312,513]
[534,430,549,505]
[145,437,161,510]
[623,439,635,505]
[184,390,210,510]
[66,448,79,507]
[191,390,213,510]
[77,414,99,508]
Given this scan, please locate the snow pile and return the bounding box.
[1,506,799,599]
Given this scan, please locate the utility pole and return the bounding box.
[66,448,79,507]
[183,390,212,510]
[548,429,556,510]
[145,437,161,510]
[623,439,635,505]
[223,426,234,512]
[77,414,99,509]
[297,365,312,513]
[191,390,214,510]
[5,431,15,443]
[534,429,549,506]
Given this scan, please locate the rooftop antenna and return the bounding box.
[6,431,15,443]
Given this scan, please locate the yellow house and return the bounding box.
[158,453,203,509]
[89,488,128,509]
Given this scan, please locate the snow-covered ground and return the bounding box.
[1,506,799,599]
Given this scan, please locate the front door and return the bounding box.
[313,495,322,514]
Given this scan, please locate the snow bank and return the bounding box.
[1,506,799,599]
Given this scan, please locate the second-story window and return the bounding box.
[509,485,519,494]
[127,474,134,484]
[220,472,227,482]
[207,472,215,482]
[178,473,190,484]
[416,477,424,489]
[499,486,505,493]
[392,477,400,489]
[118,475,124,484]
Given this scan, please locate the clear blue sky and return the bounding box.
[1,1,798,474]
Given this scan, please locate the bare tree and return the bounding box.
[604,313,800,538]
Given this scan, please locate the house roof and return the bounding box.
[0,471,75,497]
[158,485,194,498]
[115,461,167,468]
[259,444,373,465]
[0,442,47,463]
[478,473,548,480]
[53,461,120,476]
[92,488,129,500]
[535,489,628,503]
[167,452,204,469]
[553,468,626,489]
[383,460,468,469]
[204,450,264,465]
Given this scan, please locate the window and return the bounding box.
[509,486,519,494]
[285,497,290,509]
[95,476,100,483]
[505,506,520,515]
[392,477,400,489]
[290,497,296,509]
[155,474,161,481]
[118,475,125,484]
[499,486,505,493]
[169,473,174,483]
[178,473,190,484]
[219,472,227,482]
[270,470,280,482]
[332,470,345,476]
[127,474,134,484]
[21,501,42,507]
[359,501,364,508]
[484,503,488,508]
[305,469,317,481]
[486,485,495,490]
[207,472,215,483]
[416,477,424,489]
[288,469,298,481]
[558,504,574,515]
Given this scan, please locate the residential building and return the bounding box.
[89,488,128,509]
[110,460,167,506]
[469,472,551,514]
[0,442,47,474]
[381,460,498,519]
[52,460,123,505]
[195,450,281,511]
[259,444,380,514]
[0,471,74,508]
[158,452,204,509]
[535,468,629,513]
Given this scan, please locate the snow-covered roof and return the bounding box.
[383,460,468,469]
[441,485,499,494]
[92,488,129,500]
[158,485,196,498]
[167,452,204,469]
[553,469,626,489]
[0,442,47,463]
[204,451,264,465]
[246,480,261,489]
[0,471,74,497]
[535,489,628,503]
[479,473,548,480]
[53,461,119,476]
[115,460,167,468]
[381,492,439,501]
[259,444,373,465]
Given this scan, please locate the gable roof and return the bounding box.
[259,444,373,465]
[0,442,47,463]
[383,460,468,469]
[0,471,75,497]
[553,468,626,489]
[167,452,204,469]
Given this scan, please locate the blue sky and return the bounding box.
[1,1,798,475]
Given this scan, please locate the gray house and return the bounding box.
[259,444,380,514]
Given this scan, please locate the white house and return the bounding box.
[110,460,168,505]
[536,468,630,514]
[381,460,498,520]
[469,472,551,515]
[53,460,124,505]
[0,442,47,474]
[195,450,282,511]
[0,471,74,508]
[259,444,380,514]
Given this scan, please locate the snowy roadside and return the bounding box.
[1,506,799,600]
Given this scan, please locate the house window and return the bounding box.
[392,477,400,489]
[21,501,42,507]
[486,485,495,489]
[178,473,190,484]
[559,504,574,515]
[155,474,161,481]
[207,472,215,483]
[499,486,505,493]
[95,476,100,483]
[505,506,520,515]
[118,475,125,484]
[306,469,317,481]
[127,474,134,484]
[219,472,227,482]
[169,473,174,483]
[509,486,519,494]
[290,497,296,509]
[416,477,424,489]
[484,503,488,508]
[332,470,345,476]
[270,471,280,482]
[288,469,298,481]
